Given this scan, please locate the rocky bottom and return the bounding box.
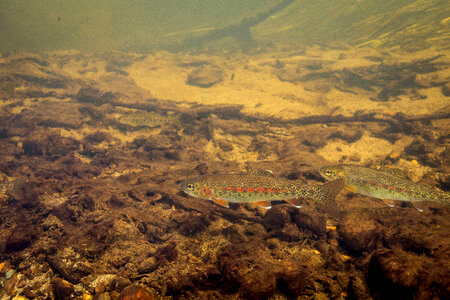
[0,50,449,299]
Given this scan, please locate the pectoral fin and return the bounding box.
[345,185,357,193]
[253,200,272,209]
[381,199,396,208]
[213,199,230,208]
[285,198,302,208]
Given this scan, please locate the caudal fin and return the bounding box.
[316,178,345,219]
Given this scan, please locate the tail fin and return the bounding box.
[316,178,345,220]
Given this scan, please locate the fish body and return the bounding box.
[319,164,450,210]
[118,111,179,127]
[180,171,344,218]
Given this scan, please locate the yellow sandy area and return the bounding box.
[126,47,449,120]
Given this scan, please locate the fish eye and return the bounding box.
[186,183,195,190]
[325,170,332,176]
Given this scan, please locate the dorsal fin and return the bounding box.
[250,170,274,177]
[379,167,408,179]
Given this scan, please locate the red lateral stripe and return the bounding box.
[364,179,409,193]
[216,186,289,194]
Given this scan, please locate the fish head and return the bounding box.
[319,165,346,181]
[180,177,205,198]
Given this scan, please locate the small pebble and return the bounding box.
[5,269,15,280]
[389,152,400,159]
[16,278,26,288]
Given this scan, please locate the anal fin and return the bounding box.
[253,200,272,209]
[381,199,396,208]
[411,201,427,212]
[213,199,229,208]
[285,198,302,208]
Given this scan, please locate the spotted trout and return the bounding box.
[319,164,450,211]
[180,171,344,218]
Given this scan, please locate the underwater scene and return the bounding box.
[0,0,449,299]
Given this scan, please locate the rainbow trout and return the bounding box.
[180,171,344,218]
[319,164,450,211]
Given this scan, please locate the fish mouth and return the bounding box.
[318,167,328,179]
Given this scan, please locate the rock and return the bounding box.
[347,276,368,300]
[47,247,93,284]
[52,278,74,300]
[4,273,18,295]
[21,101,85,129]
[368,250,421,299]
[177,212,211,236]
[186,66,224,88]
[194,163,208,175]
[442,82,450,96]
[154,241,178,263]
[90,274,131,294]
[100,51,138,67]
[75,87,115,106]
[5,224,39,253]
[83,131,111,144]
[277,267,308,297]
[263,206,292,232]
[329,129,363,143]
[276,223,303,242]
[22,140,43,156]
[22,286,35,298]
[218,245,277,298]
[338,213,382,255]
[404,139,432,156]
[5,268,15,280]
[117,285,154,300]
[137,258,158,275]
[0,80,16,99]
[295,212,326,236]
[217,139,234,152]
[96,293,113,300]
[22,134,81,160]
[240,266,277,299]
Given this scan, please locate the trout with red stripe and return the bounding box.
[180,171,344,218]
[319,164,450,211]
